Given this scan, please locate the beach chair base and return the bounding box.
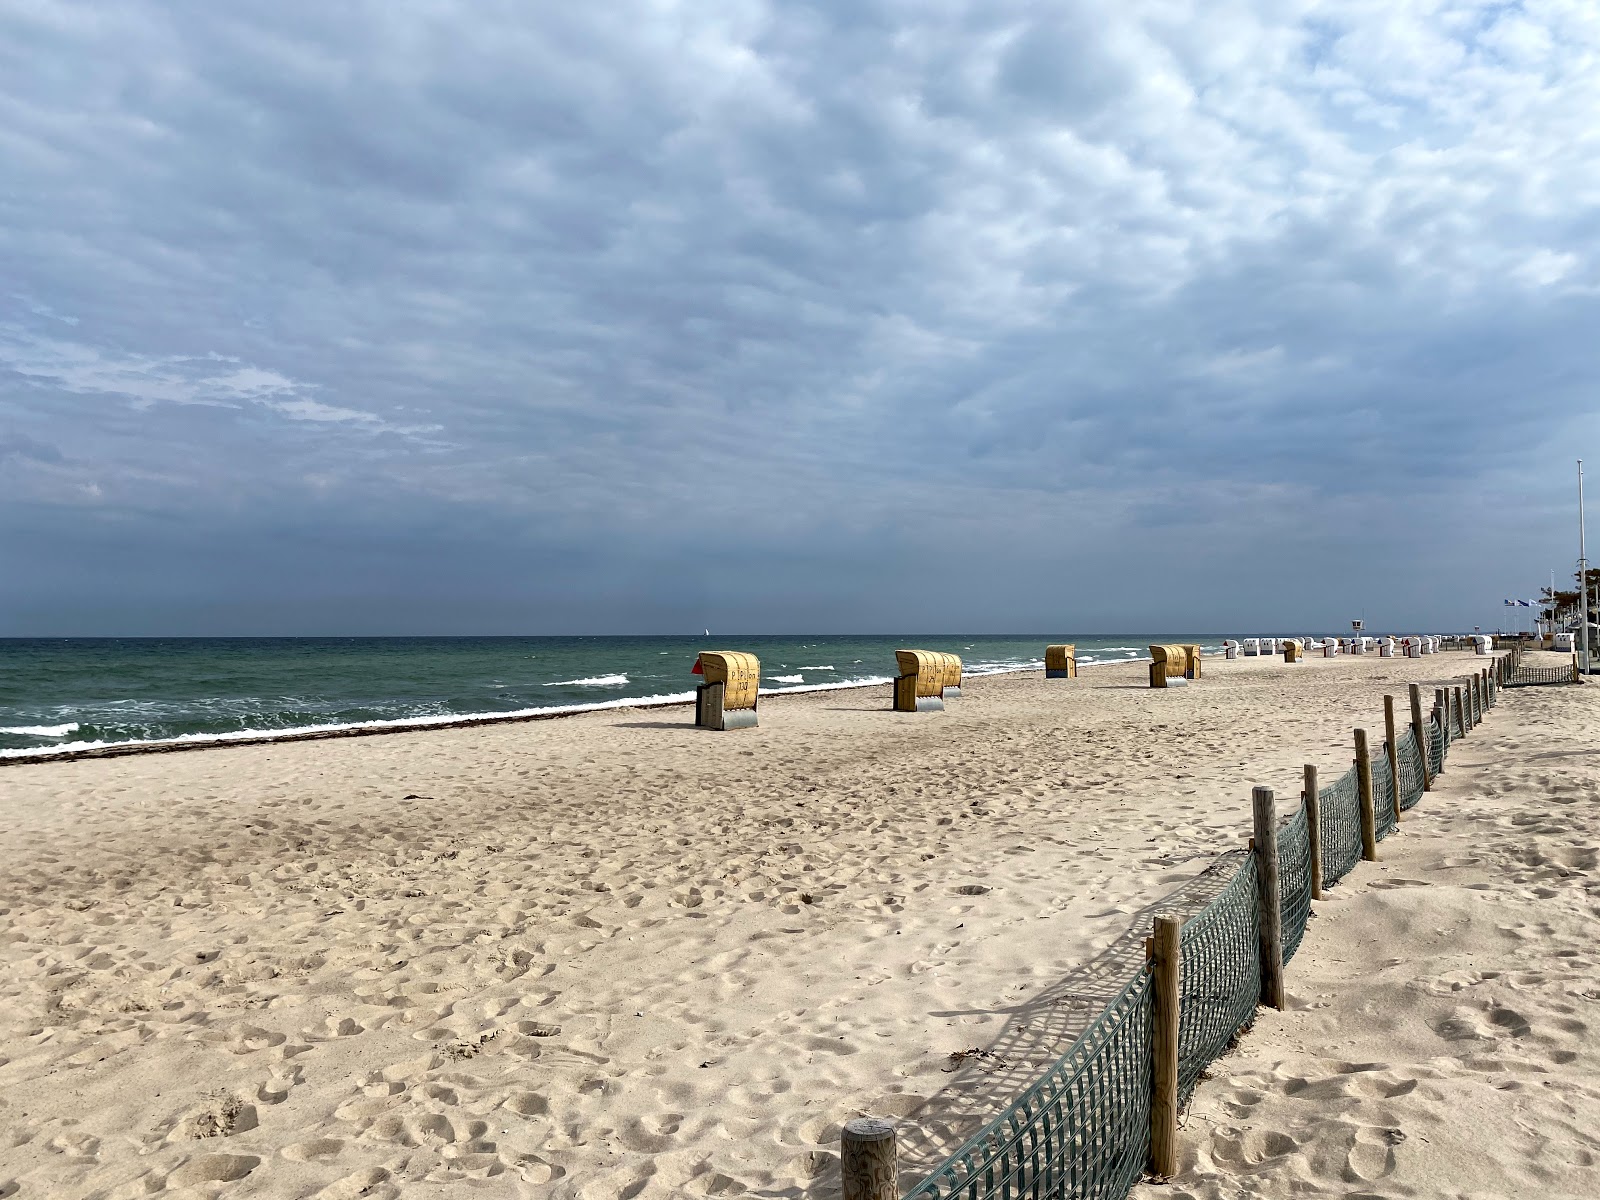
[942,685,961,699]
[893,675,945,712]
[1045,668,1074,678]
[696,682,759,731]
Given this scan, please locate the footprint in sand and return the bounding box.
[1343,1124,1403,1183]
[164,1153,261,1187]
[316,1168,397,1200]
[281,1138,345,1162]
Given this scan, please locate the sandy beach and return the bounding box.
[2,652,1592,1199]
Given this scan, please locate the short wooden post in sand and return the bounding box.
[1455,686,1467,734]
[1355,729,1378,862]
[1149,915,1181,1178]
[1252,786,1286,1010]
[1304,764,1323,900]
[842,1118,898,1200]
[1410,683,1432,791]
[1384,696,1401,825]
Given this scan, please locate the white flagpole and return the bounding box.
[1581,460,1590,674]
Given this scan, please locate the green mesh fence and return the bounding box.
[1177,854,1260,1105]
[1450,701,1464,739]
[1508,663,1577,687]
[1396,728,1425,812]
[1317,765,1363,887]
[903,664,1509,1200]
[1370,749,1397,841]
[904,970,1153,1200]
[1277,805,1312,964]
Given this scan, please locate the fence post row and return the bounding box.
[1409,683,1432,791]
[1304,764,1323,900]
[1354,729,1378,860]
[1149,915,1181,1178]
[1251,786,1286,1011]
[855,650,1521,1199]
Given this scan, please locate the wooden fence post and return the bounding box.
[1149,915,1181,1178]
[1355,729,1378,861]
[1410,683,1432,791]
[1384,696,1401,824]
[1455,686,1466,733]
[842,1118,898,1200]
[1304,764,1323,900]
[1252,786,1285,1011]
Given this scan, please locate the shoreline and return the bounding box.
[0,657,1146,767]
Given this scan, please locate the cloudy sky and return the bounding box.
[3,0,1596,635]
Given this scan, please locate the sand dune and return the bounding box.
[1,652,1579,1198]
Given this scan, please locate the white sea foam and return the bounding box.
[543,674,629,688]
[797,665,834,671]
[769,674,804,683]
[0,722,80,737]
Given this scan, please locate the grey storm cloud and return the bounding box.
[2,0,1597,635]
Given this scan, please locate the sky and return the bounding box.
[3,0,1598,636]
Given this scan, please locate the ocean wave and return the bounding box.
[0,691,705,760]
[0,722,80,737]
[769,674,804,683]
[543,674,629,688]
[797,665,834,671]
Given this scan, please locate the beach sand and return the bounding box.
[1,652,1589,1198]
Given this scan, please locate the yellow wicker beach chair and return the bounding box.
[1045,644,1077,679]
[1283,639,1303,663]
[1149,644,1192,688]
[939,651,964,699]
[1181,644,1203,680]
[894,650,948,712]
[694,651,760,730]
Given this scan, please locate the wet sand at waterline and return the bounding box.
[2,653,1585,1198]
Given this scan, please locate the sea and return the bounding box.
[0,634,1242,758]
